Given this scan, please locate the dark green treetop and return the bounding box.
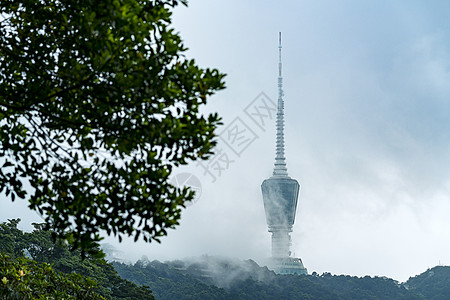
[0,0,225,254]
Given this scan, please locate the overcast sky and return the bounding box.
[3,0,450,282]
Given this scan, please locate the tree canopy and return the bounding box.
[0,0,225,253]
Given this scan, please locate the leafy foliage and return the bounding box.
[0,253,104,300]
[0,219,154,299]
[0,0,225,253]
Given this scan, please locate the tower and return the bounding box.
[261,33,307,275]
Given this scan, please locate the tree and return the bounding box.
[0,218,26,258]
[0,0,225,254]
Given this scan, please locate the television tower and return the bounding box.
[261,32,307,275]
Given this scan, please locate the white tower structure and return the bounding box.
[261,33,307,275]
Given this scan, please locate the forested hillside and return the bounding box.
[0,219,153,299]
[405,266,450,299]
[114,256,429,300]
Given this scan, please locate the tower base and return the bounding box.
[268,257,308,275]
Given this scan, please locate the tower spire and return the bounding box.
[273,32,288,177]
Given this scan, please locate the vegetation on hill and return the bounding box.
[0,219,154,299]
[114,259,235,300]
[113,256,426,300]
[405,266,450,299]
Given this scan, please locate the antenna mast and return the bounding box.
[273,32,288,177]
